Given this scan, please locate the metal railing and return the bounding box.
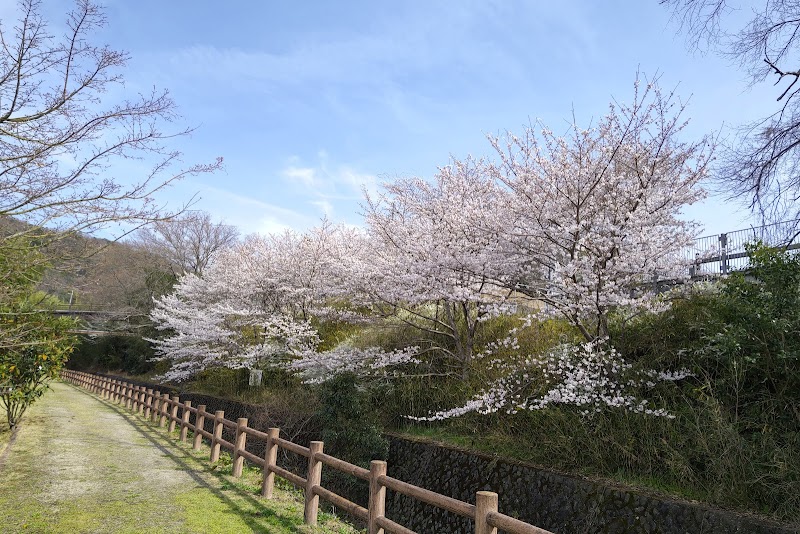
[685,219,800,276]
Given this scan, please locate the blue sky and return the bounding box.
[29,1,779,237]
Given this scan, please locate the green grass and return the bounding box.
[0,381,361,534]
[397,424,714,503]
[0,420,11,458]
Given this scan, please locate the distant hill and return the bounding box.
[1,216,175,318]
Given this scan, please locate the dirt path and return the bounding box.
[0,381,358,534]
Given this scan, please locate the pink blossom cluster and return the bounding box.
[409,340,691,421]
[288,345,421,384]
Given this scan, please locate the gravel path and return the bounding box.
[0,380,358,534]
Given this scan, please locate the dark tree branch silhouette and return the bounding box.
[664,0,800,228]
[0,0,222,242]
[134,211,239,276]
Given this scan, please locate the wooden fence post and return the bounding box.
[139,386,146,414]
[193,405,206,450]
[151,390,161,422]
[159,393,170,427]
[475,491,498,534]
[135,386,143,413]
[125,383,133,409]
[232,418,248,477]
[304,441,324,525]
[168,396,180,433]
[210,410,224,462]
[262,428,279,498]
[368,460,387,534]
[180,401,192,442]
[144,389,153,419]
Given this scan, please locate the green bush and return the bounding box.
[315,373,387,506]
[317,372,387,464]
[605,243,800,519]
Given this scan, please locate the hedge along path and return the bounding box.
[0,380,360,534]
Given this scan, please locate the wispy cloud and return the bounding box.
[284,166,319,189]
[310,200,334,217]
[153,2,547,101]
[280,154,378,217]
[196,185,317,236]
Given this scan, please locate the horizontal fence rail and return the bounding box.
[61,370,554,534]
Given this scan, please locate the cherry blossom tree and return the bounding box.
[148,231,323,382]
[408,79,711,420]
[352,157,515,376]
[408,339,691,421]
[148,220,415,382]
[489,79,713,342]
[149,77,709,412]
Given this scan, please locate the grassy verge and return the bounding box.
[0,420,12,460]
[0,381,361,534]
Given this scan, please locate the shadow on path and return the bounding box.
[62,381,308,533]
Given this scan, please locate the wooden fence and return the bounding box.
[61,370,554,534]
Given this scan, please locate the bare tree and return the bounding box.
[0,0,220,424]
[664,0,800,227]
[134,211,239,275]
[0,0,221,244]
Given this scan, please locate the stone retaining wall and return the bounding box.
[385,435,797,534]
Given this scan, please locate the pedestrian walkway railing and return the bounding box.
[61,369,553,534]
[685,219,800,276]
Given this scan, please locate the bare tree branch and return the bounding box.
[664,0,800,229]
[132,210,239,275]
[0,0,222,244]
